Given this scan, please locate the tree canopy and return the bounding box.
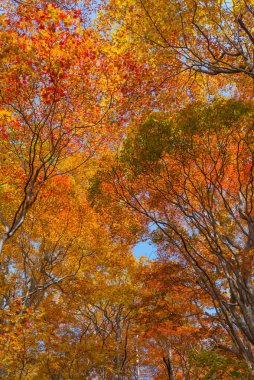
[0,0,253,379]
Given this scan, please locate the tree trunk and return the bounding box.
[163,349,175,380]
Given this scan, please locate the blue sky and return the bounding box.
[133,223,157,259]
[133,238,157,260]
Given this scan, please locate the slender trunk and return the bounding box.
[163,349,175,380]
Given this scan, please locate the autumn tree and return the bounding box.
[99,0,254,106]
[135,260,250,380]
[89,99,254,373]
[0,4,102,254]
[1,242,142,378]
[112,0,254,76]
[132,260,208,380]
[0,3,145,377]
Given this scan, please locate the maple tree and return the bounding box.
[0,5,94,252]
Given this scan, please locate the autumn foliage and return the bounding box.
[0,0,253,379]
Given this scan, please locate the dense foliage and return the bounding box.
[0,0,253,379]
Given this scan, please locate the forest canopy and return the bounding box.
[0,0,253,379]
